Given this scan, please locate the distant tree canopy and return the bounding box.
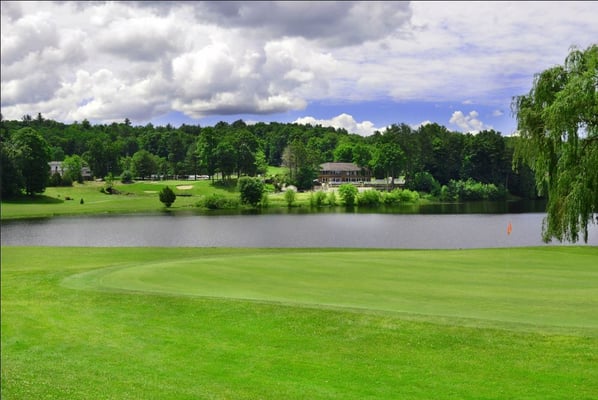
[1,127,51,196]
[1,112,538,199]
[512,44,597,243]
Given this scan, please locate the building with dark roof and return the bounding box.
[318,162,371,184]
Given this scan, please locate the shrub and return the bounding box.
[398,188,419,203]
[121,170,133,184]
[261,192,269,208]
[408,172,441,196]
[238,177,265,207]
[338,183,358,207]
[309,191,327,207]
[357,189,381,207]
[200,193,239,210]
[49,172,72,187]
[440,179,506,201]
[285,188,296,207]
[159,186,176,208]
[327,191,337,206]
[382,189,401,205]
[49,172,62,187]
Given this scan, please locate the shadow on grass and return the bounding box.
[2,194,64,204]
[211,179,238,193]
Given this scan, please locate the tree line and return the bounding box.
[1,114,538,199]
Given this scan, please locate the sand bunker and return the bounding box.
[176,185,193,190]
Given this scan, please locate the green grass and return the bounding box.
[0,180,234,219]
[2,246,598,399]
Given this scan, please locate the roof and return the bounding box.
[320,162,361,171]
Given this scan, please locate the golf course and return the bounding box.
[2,245,597,399]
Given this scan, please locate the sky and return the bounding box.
[1,1,597,136]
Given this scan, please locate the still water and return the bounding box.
[2,211,597,248]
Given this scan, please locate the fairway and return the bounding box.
[3,246,598,399]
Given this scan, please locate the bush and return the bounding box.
[440,179,506,201]
[261,192,270,208]
[381,189,419,204]
[357,189,381,207]
[200,193,239,210]
[327,191,337,206]
[408,172,440,196]
[49,172,72,187]
[284,188,296,207]
[382,190,401,205]
[159,186,176,208]
[398,188,419,203]
[121,170,133,184]
[338,183,358,207]
[309,191,327,207]
[238,177,265,207]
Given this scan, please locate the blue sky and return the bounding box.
[2,1,597,136]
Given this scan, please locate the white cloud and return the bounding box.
[449,110,492,134]
[1,1,597,125]
[195,1,412,47]
[492,109,504,117]
[294,113,382,136]
[411,120,433,129]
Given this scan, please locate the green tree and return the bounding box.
[238,176,264,207]
[352,144,372,178]
[131,149,158,180]
[512,44,598,243]
[62,154,84,183]
[254,150,268,176]
[461,130,508,186]
[10,127,51,195]
[338,183,358,207]
[0,140,23,197]
[372,142,405,189]
[333,142,354,162]
[215,141,237,181]
[159,186,176,208]
[197,127,219,181]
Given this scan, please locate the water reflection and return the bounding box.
[2,207,596,249]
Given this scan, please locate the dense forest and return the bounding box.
[0,113,538,199]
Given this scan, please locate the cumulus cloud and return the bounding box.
[294,113,383,136]
[449,110,492,134]
[1,1,597,126]
[492,109,504,117]
[195,1,412,47]
[411,120,433,129]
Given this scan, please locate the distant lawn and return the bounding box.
[2,246,597,399]
[0,179,235,219]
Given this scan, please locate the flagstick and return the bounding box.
[506,221,512,268]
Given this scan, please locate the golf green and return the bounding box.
[61,247,598,331]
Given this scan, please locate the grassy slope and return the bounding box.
[0,180,228,219]
[2,246,598,399]
[0,179,318,220]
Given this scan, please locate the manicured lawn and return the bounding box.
[0,180,233,219]
[2,246,597,399]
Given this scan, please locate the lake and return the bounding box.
[2,208,597,248]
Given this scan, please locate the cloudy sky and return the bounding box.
[1,1,597,136]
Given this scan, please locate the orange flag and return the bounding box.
[507,222,513,236]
